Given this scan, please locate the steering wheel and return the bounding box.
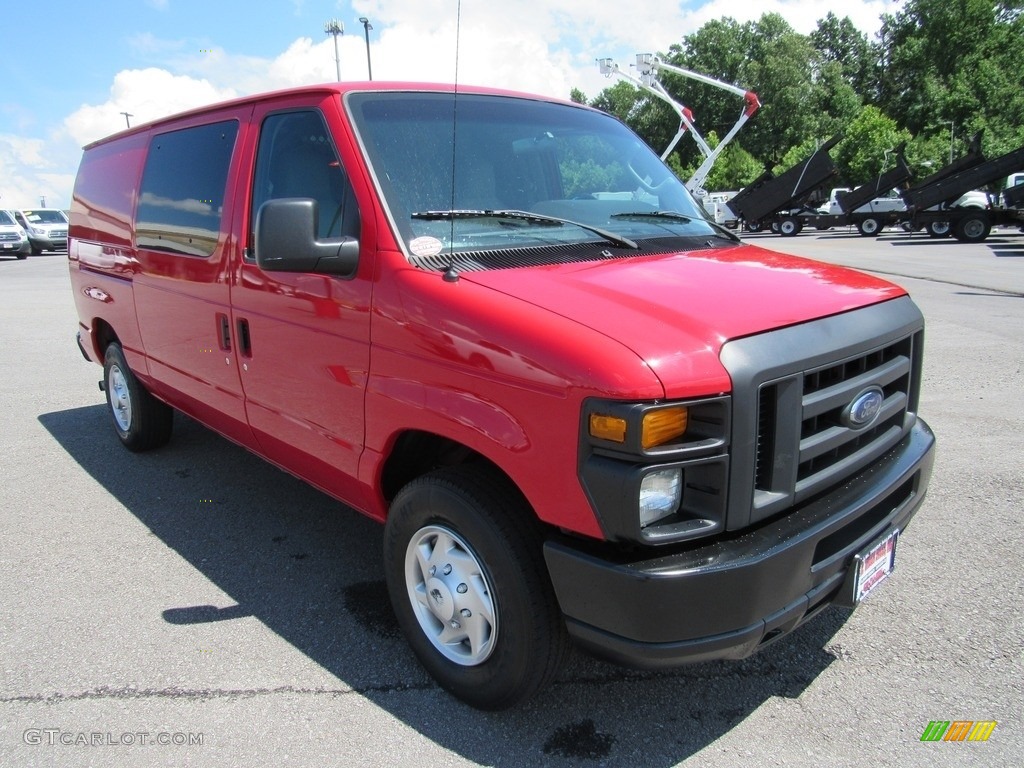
[626,155,673,194]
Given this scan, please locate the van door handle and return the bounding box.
[217,313,232,351]
[236,318,252,358]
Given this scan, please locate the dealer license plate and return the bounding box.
[851,529,898,603]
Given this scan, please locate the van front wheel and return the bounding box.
[103,343,173,451]
[383,466,569,710]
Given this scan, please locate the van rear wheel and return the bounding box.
[383,466,569,710]
[103,343,173,451]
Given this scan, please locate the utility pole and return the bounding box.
[359,17,373,80]
[120,112,133,128]
[324,19,344,81]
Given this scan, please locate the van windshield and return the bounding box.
[346,92,722,266]
[23,209,67,224]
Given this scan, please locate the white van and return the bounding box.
[0,209,30,258]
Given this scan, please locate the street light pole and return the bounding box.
[324,19,344,81]
[359,17,373,80]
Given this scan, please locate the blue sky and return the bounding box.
[0,0,893,209]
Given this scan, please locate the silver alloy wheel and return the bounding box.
[107,364,133,432]
[404,524,497,666]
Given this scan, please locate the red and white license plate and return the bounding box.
[852,529,899,603]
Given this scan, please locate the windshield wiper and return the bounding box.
[611,210,695,223]
[411,209,638,250]
[612,210,740,242]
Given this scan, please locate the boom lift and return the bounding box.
[597,54,760,198]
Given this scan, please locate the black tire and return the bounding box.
[103,343,173,451]
[952,214,991,243]
[383,466,570,710]
[16,253,28,260]
[856,217,883,236]
[744,220,763,233]
[779,216,800,237]
[30,245,42,255]
[926,221,951,238]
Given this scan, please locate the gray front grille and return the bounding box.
[0,233,20,242]
[757,335,914,503]
[720,297,925,530]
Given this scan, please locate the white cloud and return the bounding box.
[0,134,76,210]
[63,68,237,147]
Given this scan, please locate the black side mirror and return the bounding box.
[254,198,359,277]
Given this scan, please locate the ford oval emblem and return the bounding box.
[842,386,884,429]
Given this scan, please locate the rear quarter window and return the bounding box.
[136,120,239,257]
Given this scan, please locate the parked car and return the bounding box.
[0,209,30,258]
[10,208,68,253]
[68,82,935,709]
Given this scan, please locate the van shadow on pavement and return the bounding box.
[40,404,848,766]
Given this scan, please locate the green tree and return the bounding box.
[808,60,862,139]
[810,12,874,94]
[877,0,1024,153]
[740,14,819,160]
[701,138,765,191]
[833,106,913,184]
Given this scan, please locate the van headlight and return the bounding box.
[581,396,731,544]
[639,467,682,527]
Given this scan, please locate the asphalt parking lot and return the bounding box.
[1,229,1022,767]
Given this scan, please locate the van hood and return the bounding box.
[461,244,905,398]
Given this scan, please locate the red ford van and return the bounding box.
[68,82,935,709]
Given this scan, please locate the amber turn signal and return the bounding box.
[641,406,689,450]
[589,413,628,443]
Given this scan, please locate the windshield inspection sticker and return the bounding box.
[409,236,444,258]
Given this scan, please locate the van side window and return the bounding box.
[250,110,360,248]
[136,120,239,257]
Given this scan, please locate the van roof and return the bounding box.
[82,81,584,150]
